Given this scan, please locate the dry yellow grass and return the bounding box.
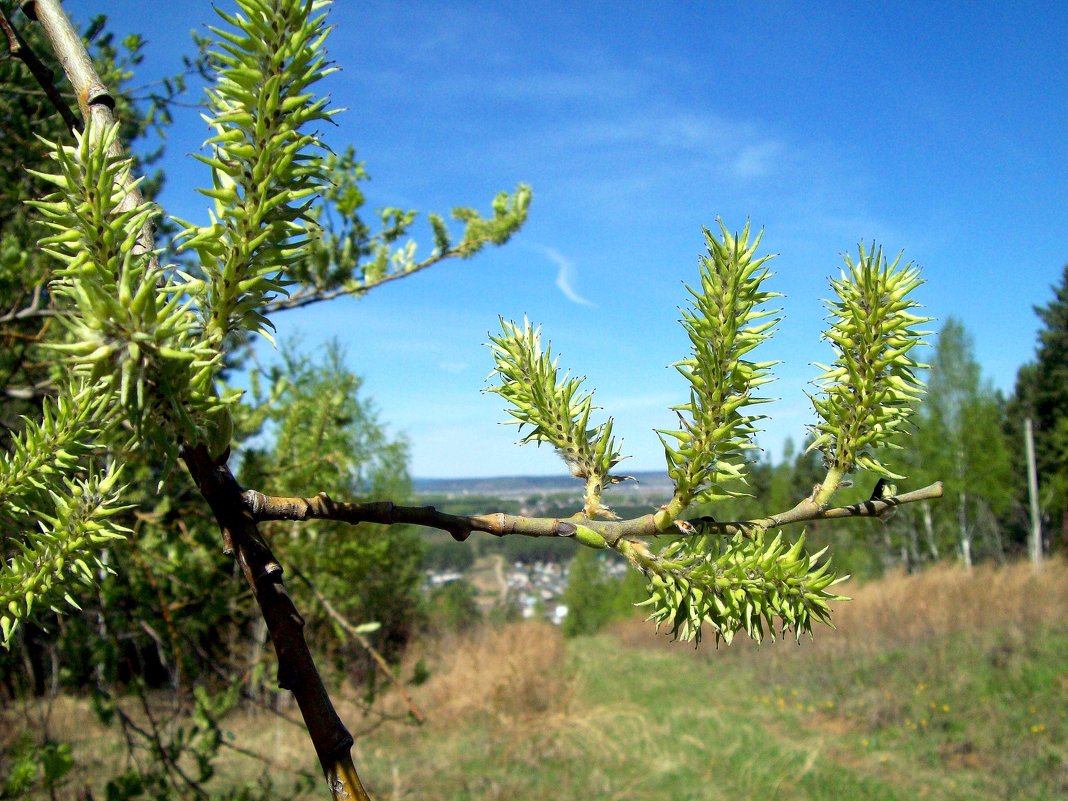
[395,620,574,726]
[2,621,584,799]
[613,557,1068,656]
[828,558,1068,644]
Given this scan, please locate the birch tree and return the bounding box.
[901,319,1013,565]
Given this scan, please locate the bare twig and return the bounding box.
[2,381,54,400]
[0,4,80,132]
[241,481,945,547]
[289,564,426,724]
[0,283,57,324]
[218,737,321,783]
[130,678,209,799]
[262,233,501,315]
[0,8,19,50]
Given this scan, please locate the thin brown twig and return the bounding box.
[0,8,19,50]
[262,234,499,315]
[218,737,321,783]
[289,564,426,724]
[0,4,80,132]
[95,581,209,799]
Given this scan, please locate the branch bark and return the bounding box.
[182,446,371,801]
[241,481,945,547]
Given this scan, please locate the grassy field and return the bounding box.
[8,560,1068,800]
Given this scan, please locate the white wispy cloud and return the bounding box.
[732,141,786,179]
[538,245,595,306]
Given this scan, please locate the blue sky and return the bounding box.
[62,1,1068,478]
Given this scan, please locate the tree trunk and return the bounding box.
[921,503,940,561]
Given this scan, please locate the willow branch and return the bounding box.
[26,3,372,796]
[687,481,945,536]
[241,481,944,547]
[262,234,501,315]
[183,446,371,801]
[218,737,320,785]
[26,0,155,259]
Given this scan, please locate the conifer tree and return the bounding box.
[1012,265,1068,547]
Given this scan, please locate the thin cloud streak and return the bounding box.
[538,245,595,306]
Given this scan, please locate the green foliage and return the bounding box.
[242,343,422,660]
[1012,265,1068,536]
[176,0,336,346]
[425,579,482,633]
[0,1,537,796]
[2,0,528,653]
[0,463,128,646]
[489,226,930,644]
[0,1,956,795]
[0,8,197,439]
[625,531,845,644]
[83,679,305,801]
[267,153,529,309]
[904,318,1013,563]
[29,122,221,453]
[449,186,533,252]
[488,318,627,517]
[420,533,477,572]
[809,244,930,479]
[660,220,780,507]
[0,731,73,798]
[0,386,130,645]
[561,549,645,637]
[0,110,227,643]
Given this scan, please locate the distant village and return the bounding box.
[415,472,665,624]
[425,555,630,625]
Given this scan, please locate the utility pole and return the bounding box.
[1025,418,1043,565]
